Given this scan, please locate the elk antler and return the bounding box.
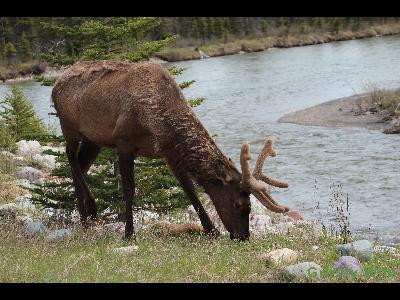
[240,139,289,213]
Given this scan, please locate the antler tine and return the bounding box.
[253,139,289,188]
[240,143,289,213]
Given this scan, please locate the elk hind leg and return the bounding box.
[78,138,101,220]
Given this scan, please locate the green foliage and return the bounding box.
[4,42,16,65]
[19,32,32,62]
[39,17,176,66]
[0,118,16,151]
[41,77,57,86]
[299,21,308,34]
[0,85,48,141]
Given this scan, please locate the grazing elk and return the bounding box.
[52,60,290,240]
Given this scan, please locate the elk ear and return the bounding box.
[215,161,233,184]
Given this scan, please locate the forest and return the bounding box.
[1,17,400,65]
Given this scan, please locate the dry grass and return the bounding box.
[0,180,25,205]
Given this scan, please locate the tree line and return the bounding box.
[1,17,399,65]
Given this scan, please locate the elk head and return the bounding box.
[206,138,289,241]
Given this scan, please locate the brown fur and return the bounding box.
[52,60,251,240]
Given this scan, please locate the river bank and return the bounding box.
[156,23,400,62]
[278,90,400,134]
[2,23,400,84]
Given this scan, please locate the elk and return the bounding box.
[52,60,290,241]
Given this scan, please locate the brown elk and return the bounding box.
[52,60,290,241]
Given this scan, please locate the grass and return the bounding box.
[0,218,399,283]
[157,23,400,62]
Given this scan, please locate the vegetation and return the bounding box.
[0,220,399,283]
[0,85,48,141]
[1,17,400,67]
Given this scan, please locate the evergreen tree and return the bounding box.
[19,31,32,61]
[4,42,16,65]
[39,17,176,66]
[0,85,48,141]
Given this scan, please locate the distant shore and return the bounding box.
[278,93,395,132]
[156,23,400,62]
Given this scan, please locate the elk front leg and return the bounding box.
[171,168,220,237]
[117,147,135,239]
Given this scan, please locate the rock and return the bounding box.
[17,167,44,184]
[282,262,322,281]
[23,220,48,236]
[285,211,303,221]
[16,215,33,223]
[111,245,138,255]
[336,240,373,261]
[250,214,272,230]
[334,256,363,275]
[311,245,319,251]
[0,203,20,218]
[104,222,126,234]
[46,228,73,240]
[273,221,295,233]
[16,140,42,158]
[262,248,298,266]
[15,197,35,210]
[32,153,57,170]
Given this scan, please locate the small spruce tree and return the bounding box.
[4,42,16,65]
[19,31,32,62]
[0,85,48,141]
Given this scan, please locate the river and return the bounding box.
[1,35,400,245]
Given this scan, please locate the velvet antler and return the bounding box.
[240,139,289,213]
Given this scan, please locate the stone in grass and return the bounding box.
[23,220,48,236]
[111,245,139,255]
[282,262,322,281]
[17,167,44,184]
[0,203,20,219]
[262,248,298,266]
[46,228,74,240]
[334,256,363,275]
[336,240,373,261]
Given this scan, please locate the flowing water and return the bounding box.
[1,35,400,245]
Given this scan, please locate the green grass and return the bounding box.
[1,220,399,283]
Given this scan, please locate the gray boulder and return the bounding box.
[46,228,74,240]
[334,256,363,275]
[336,240,373,261]
[17,167,44,184]
[23,220,48,236]
[0,203,20,219]
[282,262,322,281]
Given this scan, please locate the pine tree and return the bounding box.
[0,85,48,141]
[4,42,16,65]
[19,31,32,61]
